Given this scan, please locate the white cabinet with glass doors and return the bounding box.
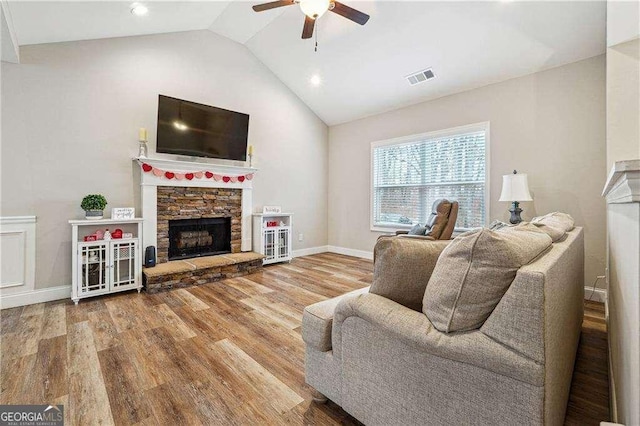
[252,213,292,265]
[69,218,143,304]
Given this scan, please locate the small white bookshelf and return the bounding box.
[252,213,292,265]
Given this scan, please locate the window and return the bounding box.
[371,123,489,231]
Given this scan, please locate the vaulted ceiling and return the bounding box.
[3,0,606,125]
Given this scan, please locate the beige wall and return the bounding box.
[328,55,606,289]
[606,39,640,168]
[0,30,328,289]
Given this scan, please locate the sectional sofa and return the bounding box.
[303,226,584,425]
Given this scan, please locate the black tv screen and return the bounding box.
[156,95,249,161]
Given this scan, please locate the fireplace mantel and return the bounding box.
[135,157,258,188]
[134,157,257,254]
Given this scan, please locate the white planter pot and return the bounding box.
[85,210,104,220]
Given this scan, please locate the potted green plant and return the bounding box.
[81,194,108,219]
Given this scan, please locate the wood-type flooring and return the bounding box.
[0,253,609,425]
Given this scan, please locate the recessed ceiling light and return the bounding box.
[131,4,148,16]
[310,75,322,86]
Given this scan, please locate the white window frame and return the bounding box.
[370,122,491,233]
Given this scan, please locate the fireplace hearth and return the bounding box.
[168,217,231,261]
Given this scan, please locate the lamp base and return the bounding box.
[508,201,524,224]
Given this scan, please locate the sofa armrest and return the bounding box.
[332,293,543,386]
[302,286,370,352]
[370,237,449,311]
[394,230,436,240]
[397,234,436,241]
[480,269,545,363]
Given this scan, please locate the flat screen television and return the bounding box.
[156,95,249,161]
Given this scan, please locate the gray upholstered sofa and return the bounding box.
[302,227,584,425]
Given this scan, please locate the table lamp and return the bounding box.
[499,170,533,224]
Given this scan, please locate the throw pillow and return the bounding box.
[370,237,450,311]
[488,219,512,231]
[408,223,427,235]
[531,212,575,242]
[423,225,552,333]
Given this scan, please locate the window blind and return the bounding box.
[372,130,486,230]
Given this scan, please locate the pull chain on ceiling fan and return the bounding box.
[252,0,370,40]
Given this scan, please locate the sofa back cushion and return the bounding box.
[422,225,552,332]
[370,237,450,311]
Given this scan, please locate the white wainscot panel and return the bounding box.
[0,216,36,297]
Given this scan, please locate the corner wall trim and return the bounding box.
[0,285,71,309]
[584,286,607,303]
[327,246,374,260]
[292,246,330,258]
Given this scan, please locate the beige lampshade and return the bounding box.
[499,173,533,202]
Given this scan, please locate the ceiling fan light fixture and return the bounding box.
[299,0,331,19]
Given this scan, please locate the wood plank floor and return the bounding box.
[565,300,610,424]
[1,253,609,425]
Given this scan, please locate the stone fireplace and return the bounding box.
[136,157,255,258]
[135,157,262,292]
[156,186,241,263]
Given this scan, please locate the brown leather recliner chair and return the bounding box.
[395,199,459,240]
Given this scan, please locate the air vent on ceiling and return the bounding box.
[406,68,436,86]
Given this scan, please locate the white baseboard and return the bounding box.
[291,245,374,260]
[584,286,607,303]
[292,246,329,258]
[327,245,374,260]
[0,285,71,309]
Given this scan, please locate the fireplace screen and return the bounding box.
[168,217,231,260]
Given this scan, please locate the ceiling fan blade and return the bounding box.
[252,0,295,12]
[330,1,369,25]
[302,15,315,39]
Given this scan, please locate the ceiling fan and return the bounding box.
[252,0,370,39]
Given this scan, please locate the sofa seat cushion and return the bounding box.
[302,286,370,352]
[423,224,552,333]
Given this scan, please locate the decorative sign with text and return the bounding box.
[111,208,135,220]
[263,206,282,214]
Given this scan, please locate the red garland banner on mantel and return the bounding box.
[139,162,254,183]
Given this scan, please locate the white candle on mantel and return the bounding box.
[138,127,148,142]
[248,145,254,156]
